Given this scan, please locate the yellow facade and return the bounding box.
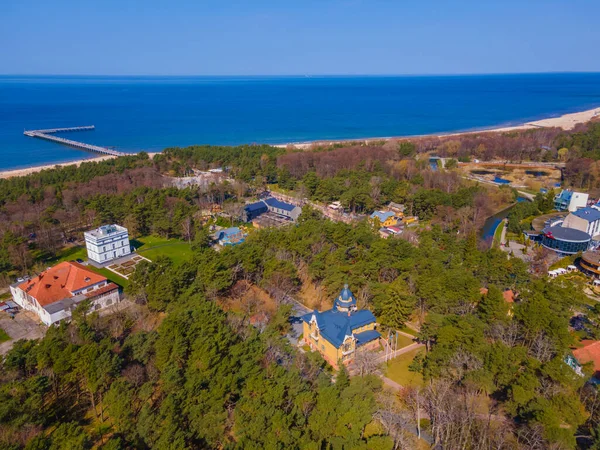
[382,216,399,227]
[303,317,377,369]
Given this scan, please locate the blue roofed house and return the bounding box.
[243,197,302,222]
[302,284,381,369]
[370,211,399,227]
[554,189,589,212]
[216,227,245,246]
[243,201,269,222]
[263,197,302,221]
[563,206,600,238]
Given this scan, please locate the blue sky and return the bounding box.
[1,0,598,75]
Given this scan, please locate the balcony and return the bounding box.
[341,348,354,356]
[310,333,319,341]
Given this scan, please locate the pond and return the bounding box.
[481,197,528,243]
[493,176,511,184]
[525,170,550,177]
[470,170,495,175]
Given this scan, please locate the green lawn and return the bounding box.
[0,328,10,344]
[48,245,88,265]
[49,235,193,288]
[89,266,130,289]
[132,235,193,264]
[399,326,418,337]
[385,347,425,388]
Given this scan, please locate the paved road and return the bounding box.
[0,310,47,355]
[286,296,311,346]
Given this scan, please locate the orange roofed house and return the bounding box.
[9,261,120,326]
[570,340,600,379]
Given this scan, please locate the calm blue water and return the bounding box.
[1,73,600,170]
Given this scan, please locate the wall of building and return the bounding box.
[563,214,590,233]
[11,281,120,326]
[85,231,131,263]
[303,319,378,369]
[569,193,589,212]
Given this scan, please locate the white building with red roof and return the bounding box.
[9,261,120,326]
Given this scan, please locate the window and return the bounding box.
[321,345,325,350]
[106,299,112,306]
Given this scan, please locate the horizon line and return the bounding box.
[1,70,600,78]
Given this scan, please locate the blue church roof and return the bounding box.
[333,284,357,310]
[301,308,376,348]
[354,329,382,345]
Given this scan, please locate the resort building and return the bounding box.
[563,207,600,238]
[244,201,269,222]
[243,197,302,223]
[84,224,131,264]
[540,226,591,255]
[580,251,600,278]
[370,211,399,227]
[9,261,120,326]
[302,284,381,369]
[554,189,589,212]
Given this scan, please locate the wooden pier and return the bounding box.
[24,126,125,157]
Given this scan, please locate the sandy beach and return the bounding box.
[276,107,600,149]
[0,107,598,180]
[0,152,160,180]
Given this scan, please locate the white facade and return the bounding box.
[569,193,589,212]
[563,207,600,238]
[84,224,131,264]
[10,280,120,326]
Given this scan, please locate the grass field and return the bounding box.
[132,236,193,264]
[49,245,88,265]
[385,347,425,388]
[388,333,415,349]
[0,328,10,344]
[49,235,193,288]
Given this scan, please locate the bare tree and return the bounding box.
[374,393,417,450]
[181,216,194,244]
[353,347,381,377]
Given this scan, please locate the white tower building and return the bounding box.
[84,224,131,264]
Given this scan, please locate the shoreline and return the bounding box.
[274,106,600,149]
[0,153,160,180]
[0,107,598,180]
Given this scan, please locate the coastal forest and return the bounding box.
[1,120,600,449]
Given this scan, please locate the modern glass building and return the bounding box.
[540,226,591,255]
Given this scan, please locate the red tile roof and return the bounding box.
[18,262,107,307]
[503,289,515,303]
[84,282,118,298]
[573,340,600,372]
[479,287,515,303]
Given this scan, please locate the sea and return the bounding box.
[1,73,600,171]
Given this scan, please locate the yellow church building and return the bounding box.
[302,284,381,369]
